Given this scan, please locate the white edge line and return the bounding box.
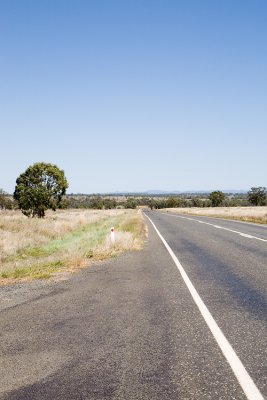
[145,214,264,400]
[161,212,267,243]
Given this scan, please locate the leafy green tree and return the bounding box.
[166,197,179,208]
[209,191,225,207]
[247,187,266,206]
[90,196,104,209]
[125,198,137,209]
[149,199,156,210]
[103,198,117,209]
[14,162,68,218]
[191,197,203,207]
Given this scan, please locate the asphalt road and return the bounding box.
[0,211,266,399]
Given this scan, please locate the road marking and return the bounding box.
[162,213,267,243]
[145,214,264,400]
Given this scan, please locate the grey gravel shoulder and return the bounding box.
[0,257,125,312]
[0,279,61,312]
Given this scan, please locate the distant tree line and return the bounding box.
[61,188,267,210]
[1,187,266,213]
[3,161,266,218]
[149,188,266,209]
[148,191,249,209]
[62,195,140,210]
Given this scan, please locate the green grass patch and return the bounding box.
[22,247,47,257]
[36,216,123,255]
[1,260,64,280]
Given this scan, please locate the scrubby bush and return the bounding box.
[209,191,225,207]
[247,187,266,206]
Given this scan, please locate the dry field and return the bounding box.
[160,206,267,224]
[0,209,147,282]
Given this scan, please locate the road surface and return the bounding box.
[0,210,266,399]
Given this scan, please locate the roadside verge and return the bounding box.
[0,209,147,283]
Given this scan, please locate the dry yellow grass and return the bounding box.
[160,206,267,224]
[0,209,105,257]
[0,209,146,282]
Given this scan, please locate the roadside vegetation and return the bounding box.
[0,209,146,282]
[1,184,266,213]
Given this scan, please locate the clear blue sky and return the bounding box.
[1,0,266,193]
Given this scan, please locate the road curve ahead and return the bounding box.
[0,210,266,399]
